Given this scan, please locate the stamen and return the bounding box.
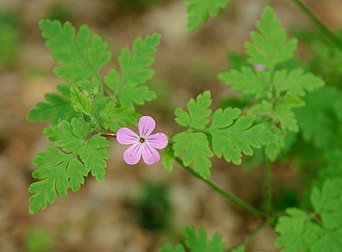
[139,137,145,143]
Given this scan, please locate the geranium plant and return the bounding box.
[27,0,342,251]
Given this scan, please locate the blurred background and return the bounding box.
[0,0,341,251]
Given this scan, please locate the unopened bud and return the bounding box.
[93,86,99,96]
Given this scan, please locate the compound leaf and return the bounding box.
[99,100,141,132]
[105,33,160,109]
[29,118,110,213]
[276,179,342,251]
[245,6,297,70]
[78,134,110,182]
[184,0,231,31]
[295,88,341,149]
[273,69,324,96]
[207,108,271,164]
[29,146,86,214]
[44,119,91,152]
[159,226,226,252]
[276,208,323,252]
[218,67,271,99]
[215,6,324,163]
[69,86,93,116]
[27,85,77,124]
[39,19,111,81]
[319,150,342,182]
[311,179,342,233]
[175,91,212,130]
[184,226,226,252]
[47,118,110,181]
[264,127,284,161]
[173,132,213,179]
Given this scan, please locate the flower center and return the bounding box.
[139,137,145,143]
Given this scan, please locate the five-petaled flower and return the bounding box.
[116,116,168,165]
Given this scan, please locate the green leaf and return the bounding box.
[184,0,231,31]
[173,132,213,179]
[70,86,93,116]
[274,104,298,132]
[39,19,111,81]
[107,107,140,132]
[276,179,342,251]
[44,119,91,152]
[319,150,342,181]
[28,146,86,214]
[207,108,271,164]
[162,148,176,172]
[217,6,324,162]
[27,85,77,124]
[159,244,185,252]
[307,36,342,87]
[295,88,342,149]
[104,68,120,95]
[218,67,271,99]
[46,118,110,181]
[184,226,226,252]
[311,179,342,233]
[276,208,323,252]
[105,33,160,109]
[78,134,110,182]
[245,6,297,70]
[99,99,141,131]
[264,127,284,161]
[159,226,226,252]
[29,118,110,213]
[175,91,212,130]
[273,69,324,96]
[251,100,299,133]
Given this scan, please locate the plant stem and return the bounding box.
[174,157,263,217]
[242,220,266,249]
[291,0,342,49]
[101,132,116,138]
[263,157,272,213]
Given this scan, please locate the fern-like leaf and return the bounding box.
[39,19,111,81]
[104,33,160,109]
[184,0,231,31]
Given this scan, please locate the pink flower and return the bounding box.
[116,116,168,165]
[253,64,267,71]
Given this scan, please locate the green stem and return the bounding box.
[263,157,272,213]
[291,0,342,49]
[242,220,266,249]
[174,157,263,217]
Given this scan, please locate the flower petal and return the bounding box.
[123,144,142,165]
[117,128,139,145]
[147,133,168,149]
[141,144,160,165]
[139,116,155,137]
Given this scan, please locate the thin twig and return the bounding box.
[174,157,263,217]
